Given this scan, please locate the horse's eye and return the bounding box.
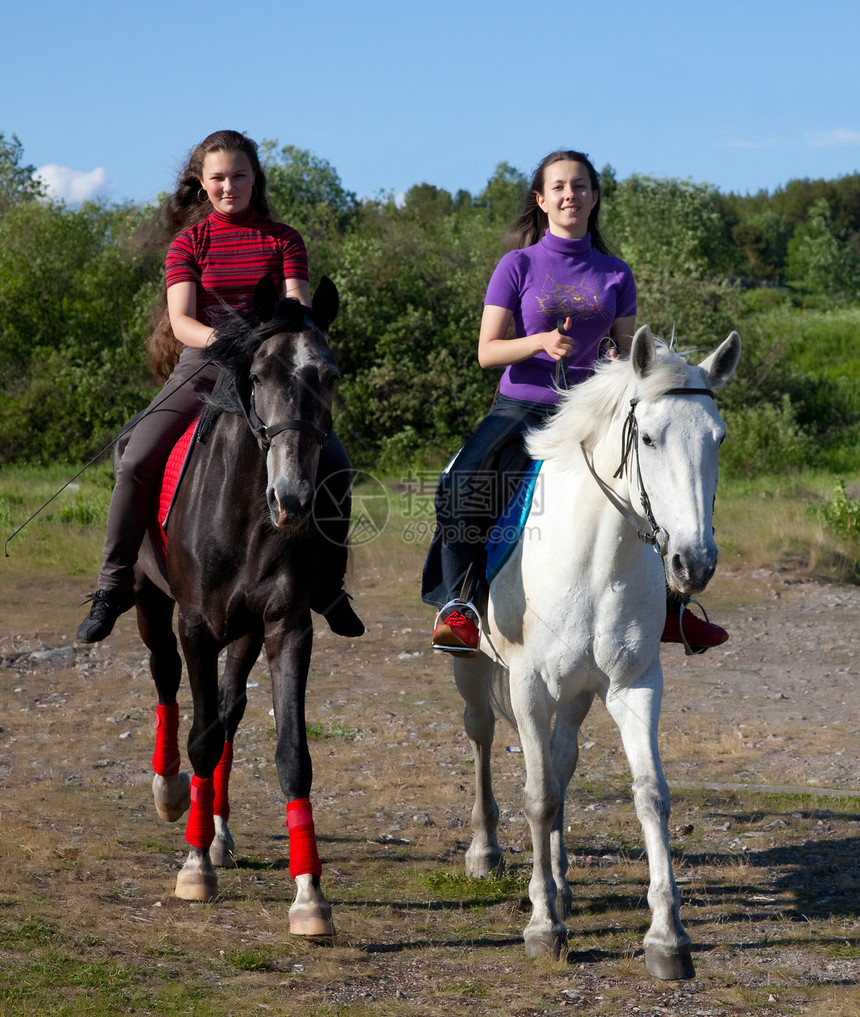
[641,434,655,447]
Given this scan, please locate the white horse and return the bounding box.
[451,324,741,978]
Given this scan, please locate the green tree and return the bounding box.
[730,209,792,281]
[401,183,454,226]
[328,194,504,467]
[607,175,734,283]
[475,161,528,226]
[599,163,618,201]
[261,142,357,279]
[786,197,860,300]
[0,199,156,463]
[0,132,45,214]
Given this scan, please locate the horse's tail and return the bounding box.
[488,659,517,733]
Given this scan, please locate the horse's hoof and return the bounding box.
[175,869,218,902]
[556,887,573,921]
[152,772,191,822]
[289,901,336,938]
[209,837,235,869]
[465,848,505,879]
[210,817,236,868]
[645,945,695,980]
[524,924,567,960]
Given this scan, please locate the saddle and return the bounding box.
[146,370,232,570]
[485,457,543,584]
[420,432,540,610]
[148,418,201,568]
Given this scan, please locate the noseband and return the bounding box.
[238,384,331,451]
[601,386,715,555]
[248,396,331,450]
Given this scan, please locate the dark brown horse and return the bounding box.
[126,275,341,935]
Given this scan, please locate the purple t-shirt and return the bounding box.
[485,230,637,404]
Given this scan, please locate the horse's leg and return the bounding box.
[453,653,504,877]
[174,620,224,902]
[209,631,263,867]
[549,690,595,919]
[135,579,191,823]
[266,618,335,937]
[604,678,695,980]
[511,673,568,959]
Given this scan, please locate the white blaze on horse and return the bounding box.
[451,325,741,978]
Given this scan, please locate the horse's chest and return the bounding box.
[504,583,659,696]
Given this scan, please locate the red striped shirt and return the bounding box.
[165,208,309,325]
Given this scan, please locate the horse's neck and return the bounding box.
[536,438,644,566]
[191,414,266,503]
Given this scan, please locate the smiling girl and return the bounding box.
[424,149,727,655]
[78,130,362,643]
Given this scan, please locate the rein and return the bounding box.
[589,386,715,556]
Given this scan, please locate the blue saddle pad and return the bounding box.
[485,459,543,583]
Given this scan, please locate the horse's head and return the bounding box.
[208,275,341,532]
[528,325,741,597]
[627,324,741,596]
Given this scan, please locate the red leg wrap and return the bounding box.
[186,776,215,850]
[213,741,233,821]
[152,702,181,777]
[286,798,322,878]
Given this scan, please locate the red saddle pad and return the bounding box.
[150,419,200,562]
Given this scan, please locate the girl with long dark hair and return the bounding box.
[78,130,363,642]
[425,149,727,655]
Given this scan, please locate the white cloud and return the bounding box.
[35,164,111,204]
[805,128,860,149]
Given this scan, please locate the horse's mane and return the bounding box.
[196,297,329,426]
[526,339,691,463]
[204,297,312,378]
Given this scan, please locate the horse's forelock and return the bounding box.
[526,341,690,463]
[206,297,311,376]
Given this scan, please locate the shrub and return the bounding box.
[814,479,860,543]
[720,394,814,477]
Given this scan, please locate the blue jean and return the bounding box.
[433,394,554,604]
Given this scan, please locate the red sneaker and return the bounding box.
[662,603,728,655]
[432,604,480,657]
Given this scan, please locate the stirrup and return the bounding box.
[679,597,709,657]
[432,599,482,654]
[433,599,481,629]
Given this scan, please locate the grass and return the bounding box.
[715,470,860,583]
[3,461,858,589]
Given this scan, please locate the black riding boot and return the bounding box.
[311,435,364,637]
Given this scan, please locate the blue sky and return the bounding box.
[3,0,859,207]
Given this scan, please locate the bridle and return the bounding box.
[584,386,715,556]
[228,315,334,452]
[242,387,331,451]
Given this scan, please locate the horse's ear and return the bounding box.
[253,275,280,323]
[699,331,742,390]
[312,276,339,330]
[630,324,656,378]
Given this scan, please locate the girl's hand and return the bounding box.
[544,316,574,361]
[600,336,621,361]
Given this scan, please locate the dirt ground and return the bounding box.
[1,539,858,1015]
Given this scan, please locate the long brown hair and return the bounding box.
[508,150,612,255]
[146,131,271,378]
